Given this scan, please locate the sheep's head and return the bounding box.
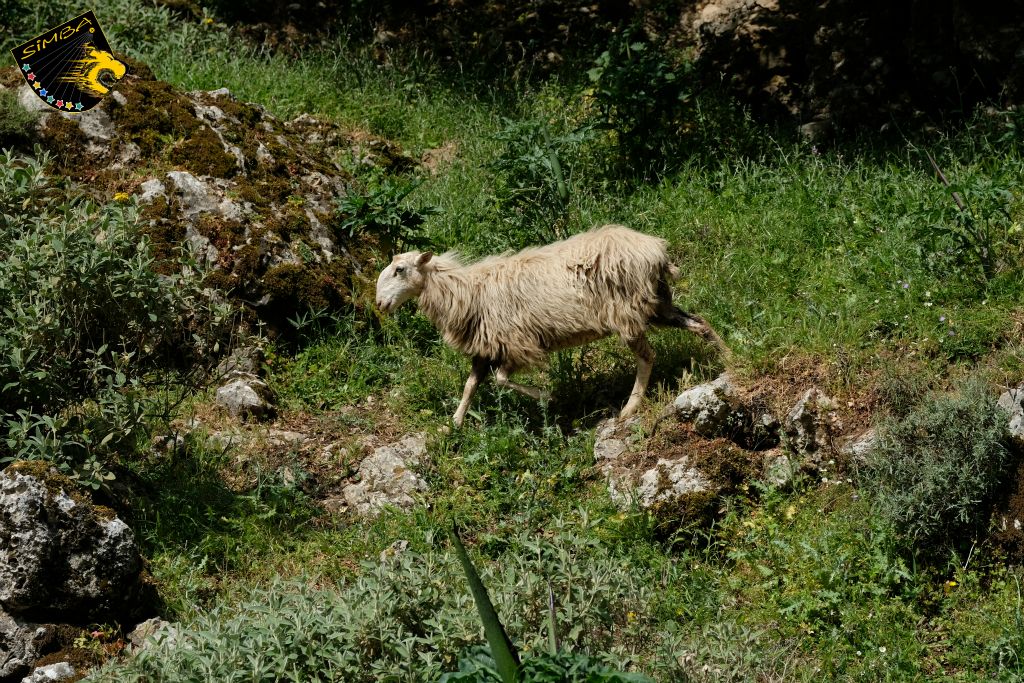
[375,251,434,314]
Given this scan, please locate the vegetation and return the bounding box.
[0,1,1021,681]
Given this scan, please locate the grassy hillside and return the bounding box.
[2,2,1024,681]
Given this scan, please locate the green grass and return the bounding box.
[5,2,1024,681]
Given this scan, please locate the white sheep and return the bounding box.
[375,224,727,426]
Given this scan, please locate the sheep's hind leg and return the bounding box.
[653,305,730,357]
[621,334,654,418]
[494,365,551,403]
[453,356,491,427]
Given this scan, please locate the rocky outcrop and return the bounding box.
[0,463,152,681]
[1,56,415,331]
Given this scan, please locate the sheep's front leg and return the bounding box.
[453,357,490,427]
[621,334,654,417]
[495,365,551,403]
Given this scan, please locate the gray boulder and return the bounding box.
[340,434,428,516]
[0,464,143,619]
[998,385,1024,447]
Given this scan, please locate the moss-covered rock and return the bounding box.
[2,55,410,335]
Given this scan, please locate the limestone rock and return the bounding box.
[127,617,177,650]
[0,464,143,620]
[20,662,76,683]
[215,377,276,421]
[839,429,878,464]
[341,434,428,516]
[634,458,711,508]
[593,415,642,465]
[668,375,736,437]
[762,449,794,488]
[136,178,166,204]
[998,385,1024,447]
[166,171,219,216]
[783,388,839,455]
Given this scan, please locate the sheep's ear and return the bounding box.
[417,251,434,266]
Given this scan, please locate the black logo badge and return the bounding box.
[9,10,126,113]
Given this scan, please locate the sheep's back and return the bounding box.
[461,225,671,366]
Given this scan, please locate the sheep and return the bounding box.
[375,224,727,426]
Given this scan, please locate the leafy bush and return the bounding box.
[912,166,1023,289]
[93,527,660,682]
[0,150,229,486]
[861,378,1013,551]
[487,117,593,248]
[336,172,436,254]
[586,32,692,173]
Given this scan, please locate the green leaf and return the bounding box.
[450,525,520,682]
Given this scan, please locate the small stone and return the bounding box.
[136,179,166,203]
[783,388,838,455]
[379,539,409,562]
[74,107,115,142]
[215,377,276,420]
[669,374,735,436]
[997,385,1024,447]
[20,661,76,682]
[128,617,176,650]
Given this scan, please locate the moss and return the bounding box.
[262,203,310,242]
[0,66,24,88]
[107,79,201,157]
[260,262,349,322]
[38,115,88,175]
[140,196,187,272]
[169,124,238,178]
[4,460,94,515]
[236,175,293,208]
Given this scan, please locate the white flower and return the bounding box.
[879,646,887,654]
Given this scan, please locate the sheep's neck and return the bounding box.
[417,269,467,331]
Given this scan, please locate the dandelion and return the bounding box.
[113,192,130,203]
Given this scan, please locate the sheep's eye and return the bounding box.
[395,266,405,276]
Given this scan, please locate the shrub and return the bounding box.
[487,116,593,248]
[335,171,436,255]
[861,378,1013,551]
[92,527,661,682]
[0,150,230,487]
[586,31,692,174]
